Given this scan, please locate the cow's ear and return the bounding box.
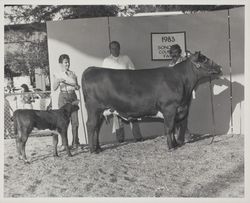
[72,100,80,106]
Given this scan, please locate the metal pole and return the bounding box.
[209,78,216,144]
[227,9,234,135]
[78,89,88,145]
[108,17,111,43]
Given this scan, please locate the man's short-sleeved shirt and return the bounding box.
[102,55,135,70]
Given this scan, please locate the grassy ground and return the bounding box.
[4,133,244,197]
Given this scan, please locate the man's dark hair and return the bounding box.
[170,44,182,54]
[109,41,120,49]
[58,54,70,63]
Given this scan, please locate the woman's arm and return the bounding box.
[53,76,65,91]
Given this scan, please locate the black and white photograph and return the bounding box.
[2,0,248,201]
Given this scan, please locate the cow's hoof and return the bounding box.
[135,138,144,142]
[24,160,30,164]
[94,148,102,154]
[67,153,73,157]
[168,148,175,153]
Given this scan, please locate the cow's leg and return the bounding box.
[175,118,188,146]
[162,105,178,150]
[86,108,101,153]
[59,128,72,157]
[95,115,104,153]
[52,133,59,157]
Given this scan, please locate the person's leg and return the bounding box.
[70,93,80,148]
[71,110,80,148]
[130,120,143,141]
[58,92,66,108]
[115,117,125,143]
[58,93,67,150]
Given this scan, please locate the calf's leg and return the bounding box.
[19,128,29,163]
[15,136,22,159]
[52,133,59,157]
[58,128,72,157]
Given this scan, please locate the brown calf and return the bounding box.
[12,101,79,163]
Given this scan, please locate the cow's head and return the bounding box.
[189,51,222,78]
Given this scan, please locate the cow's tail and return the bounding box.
[11,111,18,136]
[81,69,90,103]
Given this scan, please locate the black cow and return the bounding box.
[82,52,222,153]
[12,101,79,163]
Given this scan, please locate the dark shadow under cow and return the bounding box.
[82,52,222,153]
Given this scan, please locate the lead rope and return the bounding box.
[209,77,216,144]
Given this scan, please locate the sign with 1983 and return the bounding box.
[151,32,186,60]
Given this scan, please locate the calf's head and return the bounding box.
[61,100,80,118]
[190,51,222,79]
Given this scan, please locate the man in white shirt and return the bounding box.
[102,41,135,70]
[102,41,142,143]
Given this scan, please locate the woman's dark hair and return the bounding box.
[58,54,70,63]
[21,84,30,92]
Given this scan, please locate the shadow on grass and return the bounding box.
[27,144,90,163]
[186,133,242,144]
[99,134,161,152]
[20,133,242,163]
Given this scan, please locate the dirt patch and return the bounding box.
[4,133,244,197]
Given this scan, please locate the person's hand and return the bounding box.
[75,84,80,90]
[57,78,66,84]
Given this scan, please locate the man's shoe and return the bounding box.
[72,142,80,149]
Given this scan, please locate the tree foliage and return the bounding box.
[4,5,242,24]
[5,29,49,86]
[5,5,120,24]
